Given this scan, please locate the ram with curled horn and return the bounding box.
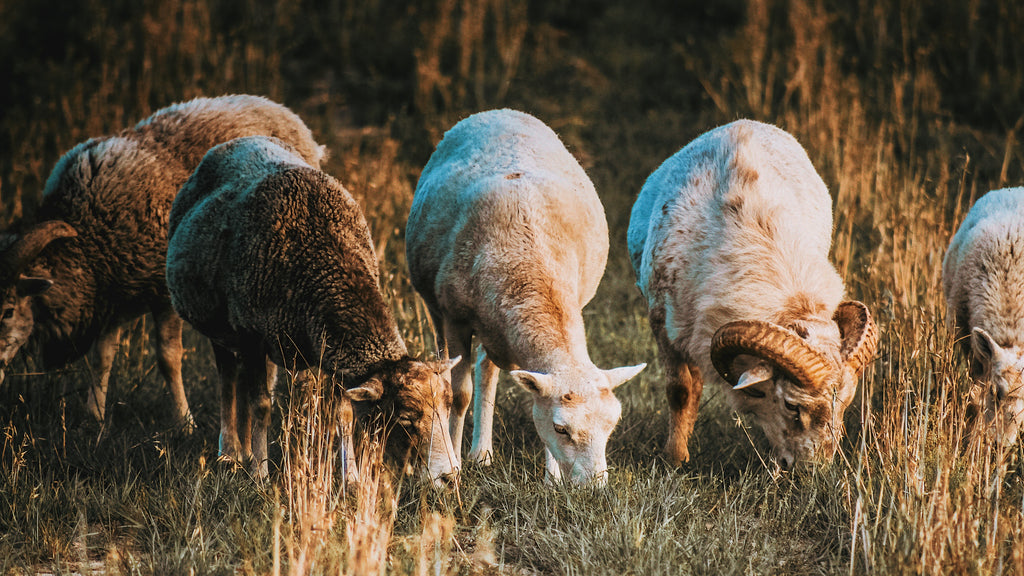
[628,119,878,468]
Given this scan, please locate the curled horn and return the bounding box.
[710,320,834,390]
[0,221,77,278]
[833,300,878,377]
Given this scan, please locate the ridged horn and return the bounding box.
[834,300,878,377]
[0,221,77,279]
[710,320,835,390]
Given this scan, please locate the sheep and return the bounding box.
[0,94,324,430]
[627,119,877,468]
[943,186,1024,446]
[406,109,646,486]
[166,135,460,485]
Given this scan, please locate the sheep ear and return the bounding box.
[437,355,461,374]
[346,377,383,402]
[734,363,774,390]
[603,363,646,389]
[971,327,1000,369]
[16,276,53,296]
[511,370,555,397]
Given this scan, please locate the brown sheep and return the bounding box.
[167,135,459,485]
[0,95,324,430]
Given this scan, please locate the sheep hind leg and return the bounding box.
[153,308,194,433]
[467,349,498,466]
[213,344,243,466]
[86,327,120,424]
[243,350,274,481]
[443,317,474,464]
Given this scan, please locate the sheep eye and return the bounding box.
[553,423,570,436]
[783,400,800,413]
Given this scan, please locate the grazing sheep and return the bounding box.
[167,135,459,485]
[407,109,646,486]
[943,186,1024,446]
[0,94,324,429]
[628,119,877,468]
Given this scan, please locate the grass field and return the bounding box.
[1,0,1023,573]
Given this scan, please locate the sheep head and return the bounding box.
[710,301,877,467]
[511,363,646,486]
[967,327,1024,446]
[348,356,461,488]
[0,221,78,383]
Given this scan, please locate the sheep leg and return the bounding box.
[444,318,474,462]
[663,351,703,466]
[650,307,703,465]
[213,343,243,464]
[152,307,194,433]
[242,348,274,481]
[336,389,359,488]
[468,349,498,465]
[86,327,121,423]
[427,307,448,359]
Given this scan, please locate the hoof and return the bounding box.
[178,413,196,435]
[467,449,493,466]
[663,437,690,467]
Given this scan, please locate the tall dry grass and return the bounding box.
[272,369,398,576]
[414,0,529,129]
[0,0,295,227]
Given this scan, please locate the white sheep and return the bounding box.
[628,119,877,468]
[943,186,1024,446]
[0,94,324,430]
[167,136,459,485]
[407,109,646,486]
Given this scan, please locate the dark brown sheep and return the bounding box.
[166,135,459,485]
[0,95,323,429]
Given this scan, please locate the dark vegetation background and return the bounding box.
[0,0,1023,574]
[3,0,1020,226]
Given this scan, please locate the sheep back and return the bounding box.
[407,109,607,365]
[18,94,323,367]
[168,136,405,377]
[943,187,1024,351]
